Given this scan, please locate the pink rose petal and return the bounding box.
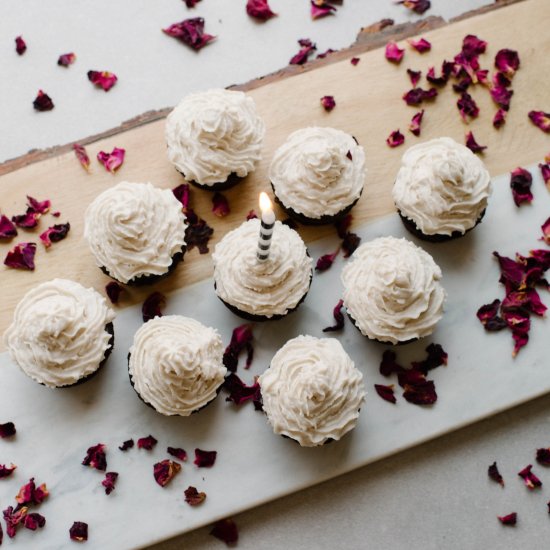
[311,0,337,20]
[289,38,316,65]
[58,52,76,67]
[518,464,542,490]
[246,0,277,20]
[465,131,486,154]
[184,486,207,506]
[495,49,520,78]
[87,70,118,91]
[493,108,507,129]
[97,147,125,173]
[385,41,405,63]
[350,57,360,66]
[137,435,158,450]
[73,143,91,172]
[0,463,17,479]
[39,223,70,248]
[386,129,405,148]
[16,478,49,506]
[223,324,254,372]
[488,461,504,486]
[528,111,550,133]
[510,167,533,207]
[498,513,517,526]
[4,242,36,270]
[0,215,17,240]
[402,87,437,106]
[396,0,431,15]
[539,163,550,191]
[409,109,424,136]
[457,92,479,121]
[320,95,336,112]
[101,472,118,495]
[162,18,216,51]
[408,37,431,53]
[322,298,345,332]
[15,36,27,55]
[490,86,513,111]
[167,447,188,461]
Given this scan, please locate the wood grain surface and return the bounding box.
[0,0,548,347]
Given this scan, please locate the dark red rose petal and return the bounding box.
[322,298,345,332]
[142,292,166,323]
[541,217,550,245]
[69,521,88,542]
[493,108,507,129]
[16,478,49,505]
[401,375,437,405]
[465,131,486,154]
[33,90,54,111]
[490,86,513,111]
[212,192,230,218]
[379,350,405,377]
[0,422,16,438]
[518,464,542,489]
[73,144,91,172]
[3,505,28,538]
[528,111,550,133]
[11,210,40,229]
[493,251,525,292]
[167,447,188,461]
[58,52,76,67]
[101,472,118,495]
[315,248,339,272]
[4,242,36,270]
[409,109,424,136]
[246,0,277,20]
[97,147,125,173]
[341,231,361,257]
[386,129,405,148]
[411,343,448,374]
[87,70,118,91]
[82,443,107,471]
[374,384,396,404]
[498,513,517,526]
[52,211,61,217]
[406,69,421,87]
[426,61,453,86]
[402,87,437,106]
[184,486,207,506]
[335,214,352,238]
[316,49,335,60]
[194,448,217,468]
[289,38,317,65]
[385,41,404,63]
[210,519,238,545]
[105,282,123,305]
[153,460,181,487]
[350,57,360,66]
[118,439,134,451]
[408,37,431,53]
[457,92,479,122]
[477,299,507,331]
[488,461,504,486]
[536,448,550,466]
[452,76,472,94]
[39,222,70,248]
[320,95,336,112]
[510,167,533,207]
[184,0,201,6]
[492,71,512,89]
[502,289,546,317]
[15,36,27,55]
[495,49,520,78]
[246,209,258,220]
[172,183,190,210]
[311,0,337,20]
[183,207,214,254]
[23,513,46,531]
[223,324,254,372]
[0,464,17,479]
[461,34,487,59]
[137,435,158,450]
[0,215,17,240]
[223,373,262,408]
[539,163,550,191]
[396,0,431,15]
[162,18,216,51]
[23,196,47,213]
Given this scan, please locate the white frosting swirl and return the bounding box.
[212,219,313,318]
[341,237,445,344]
[84,182,187,284]
[128,316,227,416]
[269,127,366,218]
[4,279,115,388]
[165,89,266,186]
[392,137,492,236]
[259,336,366,447]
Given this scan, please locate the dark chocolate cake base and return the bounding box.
[347,312,418,346]
[177,169,243,192]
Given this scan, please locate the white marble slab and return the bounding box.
[0,165,548,550]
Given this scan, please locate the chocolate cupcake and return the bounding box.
[165,89,265,191]
[258,335,366,447]
[392,137,492,241]
[128,316,227,416]
[84,182,188,285]
[4,279,115,388]
[341,237,446,344]
[269,127,366,224]
[211,219,313,321]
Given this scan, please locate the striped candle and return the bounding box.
[257,192,276,262]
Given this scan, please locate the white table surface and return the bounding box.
[5,1,550,549]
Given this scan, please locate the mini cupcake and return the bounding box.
[128,316,227,416]
[392,137,492,241]
[341,236,446,344]
[84,182,188,285]
[165,89,266,191]
[269,127,367,224]
[259,335,366,447]
[212,219,313,321]
[4,279,115,388]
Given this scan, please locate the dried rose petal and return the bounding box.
[33,90,54,111]
[402,87,437,106]
[400,373,437,405]
[323,298,345,332]
[183,206,214,254]
[311,0,337,19]
[350,57,360,66]
[492,71,511,89]
[341,232,361,257]
[4,242,36,270]
[101,472,118,495]
[184,0,201,6]
[426,61,453,86]
[335,214,352,238]
[320,95,336,112]
[97,147,125,173]
[408,38,431,53]
[518,464,542,489]
[498,513,517,526]
[379,350,405,377]
[3,505,28,538]
[488,461,504,486]
[52,211,61,217]
[490,86,513,111]
[194,448,217,468]
[411,343,448,374]
[0,215,17,240]
[502,308,530,356]
[452,77,471,94]
[246,209,258,220]
[541,217,550,245]
[539,163,550,190]
[502,289,546,317]
[137,435,158,450]
[461,34,487,59]
[477,299,507,331]
[465,131,486,154]
[210,519,238,545]
[15,36,27,55]
[172,183,190,210]
[23,513,46,531]
[82,443,107,471]
[493,109,507,129]
[385,41,405,63]
[495,49,520,78]
[386,129,405,148]
[212,192,230,217]
[167,447,188,461]
[184,486,207,506]
[0,422,16,438]
[105,282,123,305]
[405,69,421,88]
[118,439,134,451]
[11,210,40,229]
[396,0,431,15]
[73,144,90,172]
[316,49,335,60]
[39,222,70,248]
[87,70,118,91]
[16,478,49,505]
[69,521,88,542]
[0,464,17,479]
[374,384,396,404]
[457,92,479,122]
[246,0,277,20]
[528,111,550,133]
[409,109,424,136]
[58,52,76,67]
[536,448,550,466]
[510,167,533,207]
[153,460,181,487]
[289,38,317,65]
[315,248,339,272]
[162,18,215,51]
[223,373,262,407]
[223,324,253,372]
[24,196,48,214]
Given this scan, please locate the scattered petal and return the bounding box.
[536,448,550,466]
[27,196,50,215]
[492,71,512,89]
[212,192,230,218]
[16,478,49,506]
[399,371,437,405]
[495,49,520,78]
[23,513,46,531]
[410,343,448,374]
[498,513,517,526]
[341,232,361,257]
[317,48,336,59]
[426,61,453,86]
[374,384,396,404]
[320,95,336,112]
[315,248,339,272]
[477,299,507,331]
[194,448,217,468]
[82,443,107,471]
[335,214,352,238]
[518,464,542,490]
[385,41,405,63]
[457,92,479,122]
[402,87,437,106]
[0,216,17,240]
[379,350,405,377]
[11,210,40,229]
[97,147,125,173]
[69,521,88,542]
[510,167,533,207]
[58,52,76,67]
[105,282,123,305]
[465,131,486,154]
[73,144,91,172]
[408,37,431,53]
[3,505,28,538]
[0,464,17,479]
[118,439,134,451]
[223,324,254,372]
[185,208,214,254]
[311,0,337,19]
[137,435,158,450]
[184,486,207,506]
[490,86,513,111]
[101,472,118,495]
[223,373,262,408]
[502,308,531,357]
[15,36,27,55]
[39,222,70,248]
[33,90,54,111]
[493,108,507,129]
[0,422,16,438]
[87,70,118,91]
[167,447,188,461]
[322,298,345,332]
[246,0,277,20]
[210,519,238,545]
[350,57,360,66]
[529,111,550,133]
[4,242,36,270]
[162,18,216,51]
[246,209,258,220]
[386,129,405,148]
[184,0,201,6]
[539,163,550,190]
[541,217,550,245]
[488,461,504,486]
[409,109,424,136]
[461,34,487,59]
[407,69,422,87]
[172,183,190,210]
[153,460,182,487]
[289,38,317,65]
[396,0,431,15]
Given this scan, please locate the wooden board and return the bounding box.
[1,0,549,347]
